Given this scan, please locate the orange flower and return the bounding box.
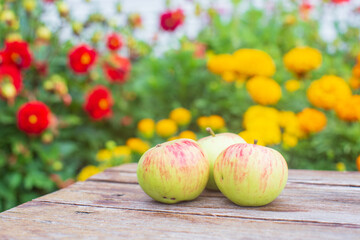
[297,108,327,134]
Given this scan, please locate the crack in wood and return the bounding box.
[33,199,360,229]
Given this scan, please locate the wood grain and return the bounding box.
[1,201,359,240]
[0,163,359,239]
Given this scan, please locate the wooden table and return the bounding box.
[0,163,359,239]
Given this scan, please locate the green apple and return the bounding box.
[137,138,209,204]
[214,143,288,206]
[198,128,246,191]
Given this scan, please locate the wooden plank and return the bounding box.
[1,201,359,240]
[90,165,360,187]
[34,179,360,227]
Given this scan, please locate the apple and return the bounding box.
[198,128,246,190]
[213,142,288,206]
[137,138,209,204]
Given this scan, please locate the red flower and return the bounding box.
[103,54,131,83]
[1,41,32,69]
[331,0,350,3]
[17,101,51,135]
[299,1,313,20]
[68,44,97,74]
[0,65,22,99]
[84,85,113,120]
[106,33,123,51]
[160,9,185,32]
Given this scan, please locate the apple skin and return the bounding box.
[137,139,209,204]
[214,143,288,206]
[198,133,246,191]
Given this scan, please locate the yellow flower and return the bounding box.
[356,155,360,171]
[246,76,281,105]
[197,116,209,129]
[334,95,360,122]
[279,111,305,138]
[36,26,52,41]
[284,14,297,25]
[169,108,191,126]
[137,118,155,138]
[336,162,346,172]
[5,33,22,42]
[126,138,150,154]
[96,149,112,162]
[221,71,236,82]
[155,119,178,138]
[207,54,236,75]
[285,79,301,92]
[307,75,352,110]
[282,133,298,148]
[239,130,265,146]
[349,76,360,90]
[113,146,131,163]
[208,115,225,130]
[23,0,36,12]
[245,120,282,146]
[77,165,101,181]
[243,105,279,129]
[179,130,197,140]
[297,108,327,134]
[283,47,322,75]
[233,49,276,77]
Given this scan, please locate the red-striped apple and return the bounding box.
[137,139,209,204]
[214,143,288,206]
[198,128,246,190]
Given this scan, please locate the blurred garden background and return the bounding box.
[1,0,360,211]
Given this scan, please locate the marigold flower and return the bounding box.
[160,9,185,31]
[103,54,131,83]
[307,75,352,110]
[156,119,178,138]
[244,119,282,146]
[77,165,101,181]
[283,47,321,75]
[68,44,97,74]
[169,107,191,126]
[233,49,276,77]
[282,133,298,148]
[221,71,236,82]
[297,108,327,134]
[279,111,305,138]
[126,138,150,154]
[113,146,131,157]
[197,116,208,129]
[238,130,265,146]
[352,64,360,78]
[106,33,123,51]
[179,130,197,140]
[17,101,51,135]
[207,54,236,75]
[243,105,279,129]
[349,76,360,90]
[96,149,112,162]
[84,85,113,121]
[285,79,301,92]
[356,155,360,171]
[1,40,32,69]
[334,95,360,122]
[246,76,281,105]
[208,115,226,131]
[137,118,155,138]
[0,65,22,99]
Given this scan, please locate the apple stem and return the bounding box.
[206,127,216,137]
[254,139,258,145]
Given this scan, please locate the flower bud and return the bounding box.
[36,26,52,42]
[23,0,36,13]
[56,1,69,18]
[1,82,16,99]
